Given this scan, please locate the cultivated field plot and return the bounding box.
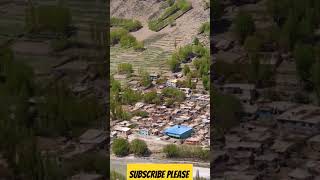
[110,46,171,75]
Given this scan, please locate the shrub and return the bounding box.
[163,144,179,158]
[162,87,185,102]
[130,139,149,156]
[110,28,128,45]
[50,38,69,51]
[234,11,255,43]
[167,56,181,72]
[199,22,210,34]
[163,144,209,160]
[133,41,145,51]
[27,5,71,33]
[143,91,161,104]
[132,111,149,118]
[117,63,133,76]
[183,64,191,75]
[111,17,142,32]
[244,35,262,54]
[110,28,144,51]
[120,34,137,48]
[112,138,130,157]
[121,88,142,105]
[294,43,315,81]
[110,171,126,180]
[139,70,152,87]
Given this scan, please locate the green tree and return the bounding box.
[312,60,320,104]
[244,35,262,55]
[121,88,142,105]
[130,139,149,156]
[212,0,223,21]
[294,43,315,81]
[234,11,255,43]
[212,89,242,136]
[249,55,260,84]
[112,138,130,157]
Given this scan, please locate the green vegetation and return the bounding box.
[183,64,191,75]
[111,171,126,180]
[167,43,210,90]
[212,90,242,136]
[112,138,130,157]
[37,85,104,137]
[234,11,255,43]
[111,17,142,32]
[294,43,315,82]
[121,88,142,105]
[266,0,320,50]
[26,4,71,34]
[148,0,192,31]
[244,35,262,55]
[117,63,133,76]
[110,28,144,51]
[162,87,186,102]
[143,91,161,104]
[312,60,320,104]
[139,70,152,87]
[112,138,149,157]
[63,153,108,177]
[50,38,69,51]
[0,47,68,179]
[212,0,223,20]
[215,60,273,86]
[110,77,134,120]
[132,110,149,118]
[199,22,210,34]
[163,144,209,160]
[130,139,149,156]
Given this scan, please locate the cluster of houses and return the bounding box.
[213,83,320,179]
[111,72,210,149]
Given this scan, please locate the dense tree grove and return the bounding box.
[234,11,255,44]
[167,43,210,90]
[0,46,105,178]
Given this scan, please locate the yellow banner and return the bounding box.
[127,164,193,180]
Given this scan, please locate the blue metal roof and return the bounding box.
[164,125,192,135]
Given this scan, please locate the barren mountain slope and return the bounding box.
[110,0,209,47]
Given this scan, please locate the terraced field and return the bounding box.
[110,46,171,75]
[0,0,106,42]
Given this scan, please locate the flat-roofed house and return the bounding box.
[288,168,313,180]
[79,129,106,146]
[308,135,320,152]
[166,79,178,88]
[219,83,257,104]
[164,125,193,139]
[276,105,320,134]
[114,126,131,138]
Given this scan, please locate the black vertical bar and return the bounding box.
[106,0,111,178]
